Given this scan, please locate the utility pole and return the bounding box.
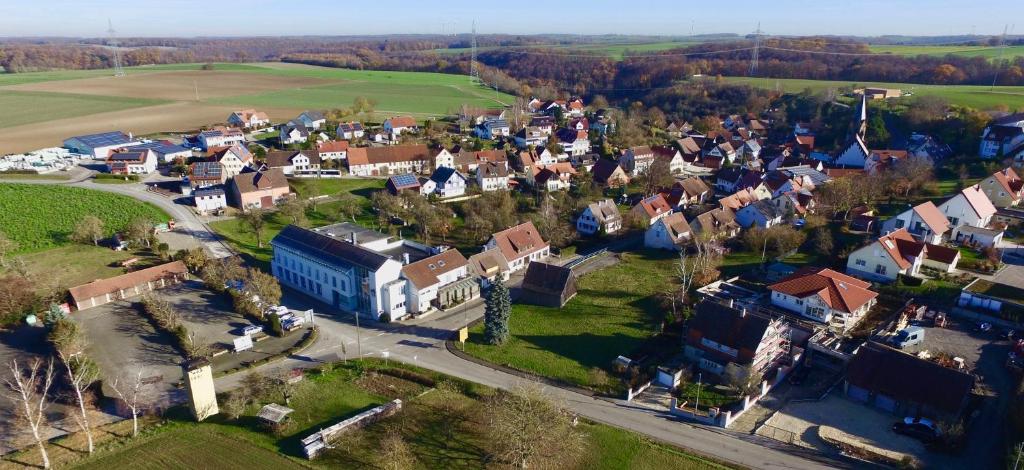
[470,20,479,85]
[992,24,1009,89]
[108,19,125,77]
[695,373,703,412]
[749,22,761,77]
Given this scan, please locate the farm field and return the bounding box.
[723,76,1024,110]
[0,183,169,253]
[0,90,165,129]
[868,44,1024,60]
[463,250,677,393]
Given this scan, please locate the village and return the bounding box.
[5,76,1024,469]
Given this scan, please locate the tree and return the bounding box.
[483,278,511,345]
[376,426,416,470]
[531,195,575,248]
[175,248,209,274]
[487,384,584,469]
[59,351,100,454]
[889,157,935,197]
[155,242,170,261]
[371,191,404,232]
[72,216,105,247]
[0,230,17,268]
[335,193,362,222]
[5,358,55,469]
[110,368,149,438]
[124,217,153,248]
[866,111,890,145]
[810,227,834,257]
[242,208,267,248]
[246,268,281,313]
[634,158,674,197]
[278,196,308,227]
[43,304,66,327]
[0,275,35,326]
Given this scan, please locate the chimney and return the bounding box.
[128,132,133,140]
[350,232,357,244]
[403,253,411,265]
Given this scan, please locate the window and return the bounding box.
[855,259,866,267]
[875,264,887,275]
[796,299,804,306]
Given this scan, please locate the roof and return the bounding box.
[208,144,253,163]
[689,300,772,361]
[299,110,325,121]
[586,199,622,224]
[265,150,320,168]
[454,149,507,168]
[719,188,758,211]
[556,127,586,143]
[910,201,951,234]
[194,187,225,198]
[233,168,289,194]
[678,177,710,198]
[468,248,510,278]
[521,262,576,300]
[478,161,509,178]
[429,166,466,185]
[490,221,548,262]
[960,185,998,219]
[256,403,294,424]
[318,140,350,153]
[347,145,431,166]
[337,122,364,132]
[69,261,187,304]
[401,249,469,289]
[387,173,421,190]
[991,167,1024,196]
[745,199,785,220]
[847,341,974,414]
[591,159,625,183]
[924,243,959,264]
[532,162,576,184]
[387,116,418,128]
[769,267,878,314]
[190,161,223,179]
[779,165,830,187]
[875,229,919,270]
[676,137,702,155]
[107,151,147,163]
[272,225,392,271]
[658,212,692,242]
[135,140,189,155]
[67,131,133,148]
[634,194,672,220]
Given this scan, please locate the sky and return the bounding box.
[0,0,1017,38]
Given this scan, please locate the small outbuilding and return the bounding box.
[520,262,577,308]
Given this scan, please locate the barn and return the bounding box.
[520,262,577,308]
[68,261,189,311]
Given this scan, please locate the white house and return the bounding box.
[938,185,998,239]
[620,146,655,174]
[476,162,509,192]
[834,135,871,168]
[423,167,467,199]
[644,212,692,251]
[484,222,550,273]
[296,111,326,130]
[336,122,365,140]
[473,119,511,140]
[530,163,575,191]
[135,140,191,164]
[401,249,475,314]
[979,113,1024,159]
[513,127,549,148]
[194,187,227,215]
[383,116,418,136]
[265,150,320,176]
[106,149,157,175]
[769,267,878,332]
[735,199,785,229]
[629,194,673,227]
[227,109,270,129]
[847,228,961,283]
[347,145,431,177]
[577,199,622,236]
[652,146,687,174]
[556,128,590,156]
[208,144,252,180]
[198,128,245,150]
[280,121,311,145]
[880,201,950,244]
[317,140,349,161]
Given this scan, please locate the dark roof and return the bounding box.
[194,187,225,197]
[387,173,421,190]
[190,161,222,179]
[67,131,133,147]
[272,225,392,271]
[847,341,975,414]
[135,140,189,155]
[688,300,771,361]
[430,166,465,184]
[591,159,624,183]
[265,150,320,168]
[233,168,289,193]
[521,262,576,306]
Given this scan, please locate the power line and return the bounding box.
[469,20,479,85]
[107,19,125,77]
[749,22,762,76]
[993,24,1010,89]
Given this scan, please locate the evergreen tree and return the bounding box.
[483,279,511,345]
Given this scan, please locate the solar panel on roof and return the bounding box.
[75,131,132,147]
[390,173,419,187]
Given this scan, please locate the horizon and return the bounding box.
[1,0,1018,38]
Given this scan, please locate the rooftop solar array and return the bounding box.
[191,162,222,178]
[135,141,188,154]
[108,151,145,161]
[71,131,132,147]
[389,173,419,188]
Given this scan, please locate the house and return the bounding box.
[347,145,431,177]
[336,122,365,140]
[468,249,510,287]
[684,300,794,379]
[106,149,157,175]
[295,111,326,130]
[880,201,950,244]
[629,194,673,227]
[383,116,418,136]
[473,119,511,140]
[833,135,871,168]
[461,107,507,126]
[979,112,1024,159]
[740,140,762,161]
[227,109,270,129]
[271,225,408,321]
[520,262,577,308]
[207,144,252,179]
[68,261,188,311]
[385,173,422,196]
[706,142,737,164]
[188,161,225,188]
[476,162,509,192]
[619,146,655,174]
[715,168,762,193]
[265,150,320,176]
[938,185,998,240]
[845,341,974,419]
[401,249,477,314]
[907,133,952,161]
[280,121,311,145]
[513,127,549,148]
[568,116,589,131]
[864,150,911,175]
[736,199,785,229]
[677,177,712,206]
[769,267,878,331]
[666,121,692,138]
[317,140,350,161]
[230,168,291,209]
[652,146,687,174]
[452,149,508,173]
[690,208,741,240]
[531,162,576,191]
[194,187,227,215]
[855,88,902,100]
[134,140,191,164]
[198,127,245,150]
[846,228,961,283]
[484,221,550,273]
[566,98,585,117]
[422,167,468,199]
[793,134,815,155]
[529,115,555,135]
[980,167,1024,208]
[956,225,1004,249]
[577,199,622,236]
[64,131,141,159]
[675,136,703,163]
[719,188,763,212]
[516,148,560,174]
[645,212,692,251]
[591,159,629,187]
[773,190,816,218]
[555,128,590,156]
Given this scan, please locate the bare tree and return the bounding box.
[376,426,415,470]
[110,368,149,438]
[335,193,362,222]
[242,208,267,248]
[71,215,105,246]
[487,384,584,469]
[5,358,56,469]
[677,235,723,303]
[58,351,100,454]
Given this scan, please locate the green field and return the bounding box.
[869,44,1024,60]
[723,76,1024,110]
[0,184,169,253]
[0,63,268,87]
[0,90,165,129]
[464,251,677,392]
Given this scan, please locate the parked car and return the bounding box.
[891,326,925,349]
[892,417,939,442]
[241,324,264,337]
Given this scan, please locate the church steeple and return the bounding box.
[856,92,868,141]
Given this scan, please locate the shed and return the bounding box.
[257,403,295,425]
[520,262,577,308]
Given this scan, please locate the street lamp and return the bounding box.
[695,372,702,412]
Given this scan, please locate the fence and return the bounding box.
[564,248,608,270]
[301,399,402,458]
[625,379,653,402]
[668,361,796,428]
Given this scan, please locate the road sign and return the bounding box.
[233,335,253,352]
[458,327,469,343]
[303,309,315,324]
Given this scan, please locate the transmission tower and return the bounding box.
[108,19,125,77]
[470,20,479,85]
[992,24,1010,89]
[749,22,761,77]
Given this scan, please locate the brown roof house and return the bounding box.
[69,261,189,311]
[591,159,629,187]
[980,167,1024,208]
[483,221,550,273]
[769,267,877,332]
[628,194,673,227]
[468,249,511,287]
[400,249,478,314]
[684,299,796,380]
[644,212,692,251]
[520,262,577,307]
[846,228,960,283]
[347,144,431,177]
[845,341,974,420]
[689,208,740,240]
[230,168,291,210]
[881,201,951,245]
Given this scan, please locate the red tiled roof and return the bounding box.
[769,267,877,314]
[911,201,951,234]
[490,222,548,262]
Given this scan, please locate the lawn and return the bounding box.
[0,184,169,254]
[868,44,1024,61]
[11,245,160,290]
[723,76,1024,110]
[0,90,165,129]
[676,382,738,411]
[0,63,266,87]
[463,250,678,392]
